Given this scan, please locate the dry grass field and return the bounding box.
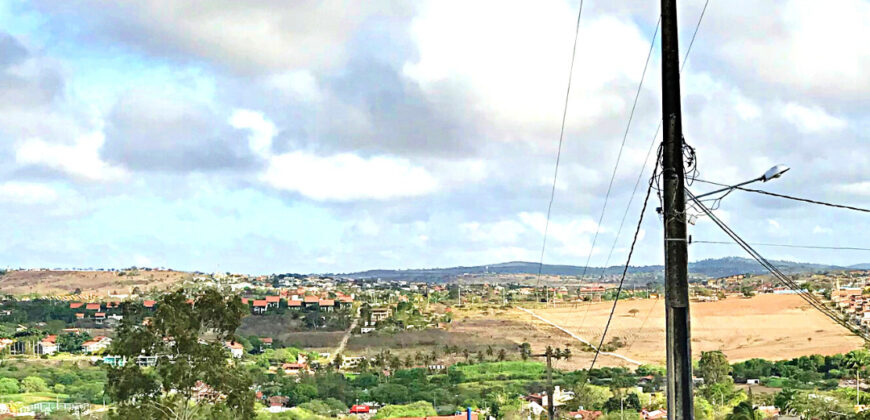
[0,269,192,296]
[504,294,863,368]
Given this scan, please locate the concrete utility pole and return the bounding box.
[661,0,694,418]
[546,349,555,420]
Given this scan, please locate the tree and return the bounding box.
[0,377,19,394]
[740,286,755,298]
[726,401,762,420]
[21,376,48,393]
[519,342,532,361]
[497,349,507,362]
[628,308,640,317]
[845,350,870,406]
[698,350,731,386]
[105,288,254,420]
[773,388,797,416]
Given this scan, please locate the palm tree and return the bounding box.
[497,349,507,362]
[845,350,870,405]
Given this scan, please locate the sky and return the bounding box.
[0,0,868,274]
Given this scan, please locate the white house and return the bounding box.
[37,335,58,355]
[82,336,112,353]
[225,341,244,358]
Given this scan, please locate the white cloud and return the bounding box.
[404,1,651,130]
[15,132,128,181]
[839,182,870,196]
[715,0,870,98]
[781,102,847,133]
[230,109,277,157]
[261,152,439,201]
[812,226,832,235]
[519,211,598,257]
[767,219,781,230]
[0,182,59,205]
[460,220,527,244]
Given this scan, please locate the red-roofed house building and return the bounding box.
[318,299,335,312]
[303,295,319,308]
[69,302,84,309]
[252,300,268,314]
[85,303,101,311]
[37,335,58,356]
[287,300,303,309]
[75,313,85,320]
[224,341,244,358]
[82,336,112,353]
[265,296,281,308]
[95,312,106,324]
[143,300,156,309]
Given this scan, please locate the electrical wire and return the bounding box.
[535,0,585,303]
[693,240,870,252]
[579,17,662,286]
[693,179,870,214]
[580,0,711,353]
[687,189,870,342]
[589,150,660,372]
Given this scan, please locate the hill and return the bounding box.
[0,269,192,297]
[343,257,856,282]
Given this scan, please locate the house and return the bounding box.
[95,312,106,324]
[568,410,602,419]
[746,378,760,385]
[287,300,303,309]
[37,335,58,355]
[265,296,281,308]
[69,302,84,309]
[261,337,273,348]
[337,296,354,308]
[102,355,126,367]
[75,313,85,320]
[360,327,376,334]
[281,362,308,375]
[578,286,606,301]
[85,303,101,311]
[523,386,573,410]
[82,336,112,353]
[225,341,244,358]
[641,409,667,420]
[137,355,158,367]
[318,299,335,312]
[143,300,156,309]
[303,295,320,308]
[370,307,391,323]
[241,298,249,305]
[252,300,268,314]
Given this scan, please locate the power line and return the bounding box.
[687,189,870,342]
[580,0,711,343]
[536,0,585,302]
[589,150,659,372]
[693,240,870,252]
[693,179,870,214]
[580,17,662,284]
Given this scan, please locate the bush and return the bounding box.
[373,401,437,419]
[0,377,19,394]
[21,376,48,393]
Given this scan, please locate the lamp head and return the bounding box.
[762,165,790,182]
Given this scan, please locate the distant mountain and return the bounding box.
[343,257,859,282]
[849,263,870,270]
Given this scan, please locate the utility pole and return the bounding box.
[546,348,555,420]
[661,0,693,418]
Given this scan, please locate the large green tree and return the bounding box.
[105,288,254,420]
[698,350,731,386]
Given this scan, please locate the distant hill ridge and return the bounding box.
[343,256,867,281]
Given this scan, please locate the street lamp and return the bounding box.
[692,164,790,200]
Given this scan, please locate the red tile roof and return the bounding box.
[95,312,106,317]
[43,335,57,343]
[319,299,335,306]
[265,296,281,303]
[69,302,84,309]
[143,300,156,308]
[241,298,249,304]
[303,296,319,303]
[253,300,268,307]
[287,300,303,307]
[85,303,101,311]
[261,337,273,343]
[75,313,84,319]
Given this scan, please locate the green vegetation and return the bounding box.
[373,401,437,419]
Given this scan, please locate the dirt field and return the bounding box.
[0,269,192,296]
[507,294,863,368]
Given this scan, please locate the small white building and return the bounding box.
[82,336,112,353]
[225,341,244,358]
